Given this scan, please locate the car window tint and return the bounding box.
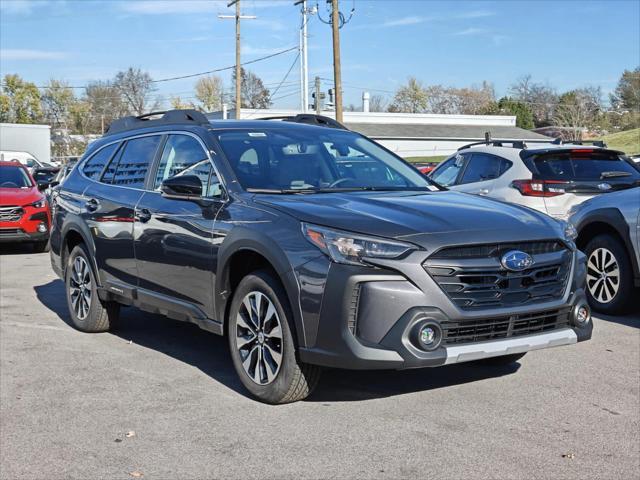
[534,152,640,180]
[110,136,161,188]
[172,159,222,198]
[154,134,209,189]
[430,155,466,186]
[83,143,119,180]
[460,153,504,184]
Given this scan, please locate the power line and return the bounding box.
[269,52,300,100]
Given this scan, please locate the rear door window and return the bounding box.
[460,153,509,184]
[82,143,119,180]
[108,136,162,188]
[533,151,640,181]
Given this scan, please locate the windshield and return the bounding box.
[216,128,433,192]
[0,166,33,188]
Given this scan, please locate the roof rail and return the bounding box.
[105,109,210,136]
[458,140,528,151]
[259,114,348,130]
[551,138,607,148]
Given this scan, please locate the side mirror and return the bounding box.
[161,175,203,200]
[37,180,56,191]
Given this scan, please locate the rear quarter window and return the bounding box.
[82,143,120,180]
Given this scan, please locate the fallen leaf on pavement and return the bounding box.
[129,471,143,478]
[125,431,135,438]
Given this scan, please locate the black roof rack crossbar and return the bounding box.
[551,138,607,148]
[458,140,528,151]
[105,109,210,136]
[258,114,348,130]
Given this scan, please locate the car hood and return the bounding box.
[0,187,42,206]
[255,190,563,248]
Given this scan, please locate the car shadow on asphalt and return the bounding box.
[34,279,521,403]
[0,244,40,255]
[594,313,640,329]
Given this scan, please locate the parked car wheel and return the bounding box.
[585,234,634,315]
[474,353,526,366]
[65,244,119,332]
[228,270,321,404]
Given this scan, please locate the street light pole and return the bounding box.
[295,0,310,112]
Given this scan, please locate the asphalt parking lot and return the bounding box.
[0,246,638,480]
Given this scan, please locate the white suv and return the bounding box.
[429,140,640,218]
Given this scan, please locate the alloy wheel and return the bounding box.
[235,291,283,385]
[587,247,620,304]
[69,256,92,320]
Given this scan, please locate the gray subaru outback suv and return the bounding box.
[50,111,592,404]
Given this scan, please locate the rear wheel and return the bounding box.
[585,234,634,315]
[65,244,119,332]
[228,270,321,404]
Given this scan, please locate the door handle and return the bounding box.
[135,208,152,223]
[478,189,490,196]
[85,198,99,212]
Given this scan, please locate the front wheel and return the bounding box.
[228,270,321,404]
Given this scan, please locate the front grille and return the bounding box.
[430,240,564,259]
[425,241,572,310]
[0,228,22,236]
[442,308,571,345]
[0,206,24,222]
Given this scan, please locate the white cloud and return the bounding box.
[453,28,488,36]
[0,49,68,60]
[382,16,432,27]
[118,1,224,15]
[0,0,68,16]
[457,10,496,19]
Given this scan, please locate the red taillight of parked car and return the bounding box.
[511,179,567,197]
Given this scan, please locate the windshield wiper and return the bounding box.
[246,188,320,194]
[600,171,633,179]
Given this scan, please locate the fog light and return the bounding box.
[37,222,47,233]
[575,304,590,325]
[415,322,442,351]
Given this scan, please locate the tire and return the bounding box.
[474,353,526,366]
[65,244,119,332]
[584,234,635,315]
[227,270,321,404]
[32,240,49,253]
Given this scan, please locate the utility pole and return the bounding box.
[295,0,312,112]
[314,76,321,114]
[219,1,256,119]
[330,0,343,123]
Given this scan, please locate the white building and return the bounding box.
[208,105,550,159]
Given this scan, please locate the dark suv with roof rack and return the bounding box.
[50,110,592,404]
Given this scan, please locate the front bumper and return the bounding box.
[0,206,50,243]
[297,249,592,370]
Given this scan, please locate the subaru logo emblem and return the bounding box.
[598,183,612,191]
[501,250,534,271]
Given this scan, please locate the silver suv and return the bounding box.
[570,187,640,314]
[429,140,640,218]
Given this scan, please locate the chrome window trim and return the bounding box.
[78,130,227,197]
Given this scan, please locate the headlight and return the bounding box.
[302,223,416,265]
[29,198,46,209]
[558,220,577,242]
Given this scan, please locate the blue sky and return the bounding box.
[1,0,639,109]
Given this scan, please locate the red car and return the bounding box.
[0,161,51,252]
[414,162,439,175]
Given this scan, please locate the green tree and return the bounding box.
[388,77,428,113]
[483,97,535,129]
[41,79,75,128]
[1,74,42,123]
[610,67,640,112]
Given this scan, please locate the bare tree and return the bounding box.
[453,82,495,114]
[553,87,603,140]
[114,67,157,115]
[509,75,558,127]
[231,68,271,109]
[84,81,128,134]
[195,75,223,112]
[388,77,428,113]
[368,94,388,112]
